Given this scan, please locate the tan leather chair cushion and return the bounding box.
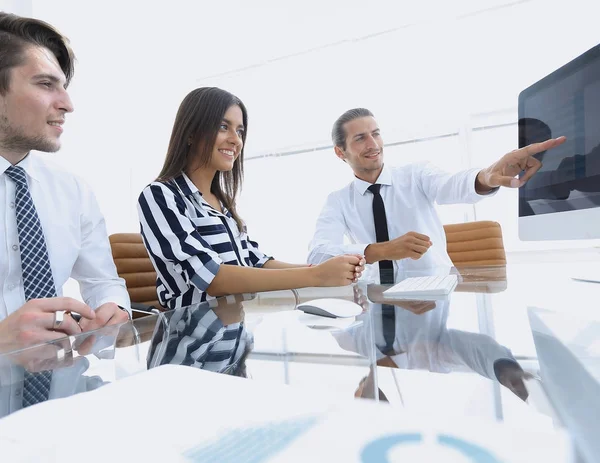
[443,221,506,266]
[109,233,162,311]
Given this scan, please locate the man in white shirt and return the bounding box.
[307,108,566,279]
[0,12,130,355]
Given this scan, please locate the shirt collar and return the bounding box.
[173,172,199,197]
[172,172,232,217]
[0,154,41,183]
[354,164,393,196]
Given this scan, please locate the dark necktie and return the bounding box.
[368,184,394,284]
[5,165,55,407]
[368,183,396,355]
[5,166,57,300]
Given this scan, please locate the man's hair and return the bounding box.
[0,12,75,95]
[331,108,374,149]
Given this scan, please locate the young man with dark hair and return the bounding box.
[0,12,130,354]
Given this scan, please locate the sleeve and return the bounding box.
[439,328,517,380]
[416,162,497,206]
[70,180,131,314]
[307,192,369,265]
[137,183,223,294]
[245,234,273,268]
[331,313,387,361]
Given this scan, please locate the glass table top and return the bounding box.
[1,261,599,459]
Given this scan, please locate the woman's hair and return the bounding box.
[0,12,75,95]
[157,87,248,230]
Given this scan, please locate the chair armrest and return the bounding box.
[131,302,162,317]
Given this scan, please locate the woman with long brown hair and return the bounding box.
[138,87,365,309]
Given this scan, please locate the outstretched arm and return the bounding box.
[206,255,363,297]
[475,136,566,192]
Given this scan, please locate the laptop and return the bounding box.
[528,307,600,463]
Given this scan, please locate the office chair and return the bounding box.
[443,221,507,267]
[108,233,164,318]
[443,221,507,293]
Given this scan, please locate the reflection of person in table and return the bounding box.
[519,117,600,216]
[0,322,124,418]
[333,297,531,401]
[147,294,254,377]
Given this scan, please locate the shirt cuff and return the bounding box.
[188,256,223,292]
[255,255,274,268]
[470,169,499,198]
[345,243,370,256]
[493,357,520,380]
[117,305,132,320]
[94,295,131,315]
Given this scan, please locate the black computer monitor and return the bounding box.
[518,44,600,241]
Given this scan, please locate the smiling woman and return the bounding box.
[137,86,366,309]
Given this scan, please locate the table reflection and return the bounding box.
[147,294,256,378]
[340,281,530,401]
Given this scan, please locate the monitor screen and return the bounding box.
[518,44,600,240]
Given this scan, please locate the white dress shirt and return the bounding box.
[333,300,515,380]
[0,154,130,320]
[308,162,494,281]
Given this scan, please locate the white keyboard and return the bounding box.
[382,274,458,298]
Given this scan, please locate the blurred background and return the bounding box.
[3,0,600,263]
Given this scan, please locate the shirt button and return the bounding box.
[9,202,15,209]
[7,284,15,290]
[11,244,18,251]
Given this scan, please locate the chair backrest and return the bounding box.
[443,221,507,266]
[108,233,162,311]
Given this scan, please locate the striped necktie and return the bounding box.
[5,165,56,407]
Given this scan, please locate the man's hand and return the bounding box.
[16,336,74,373]
[0,298,96,354]
[78,302,129,333]
[365,232,432,264]
[476,136,566,192]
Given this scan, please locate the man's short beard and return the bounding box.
[1,133,59,153]
[0,117,59,154]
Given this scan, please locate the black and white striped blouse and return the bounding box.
[146,296,253,374]
[137,173,272,310]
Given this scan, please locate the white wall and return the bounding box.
[4,0,600,263]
